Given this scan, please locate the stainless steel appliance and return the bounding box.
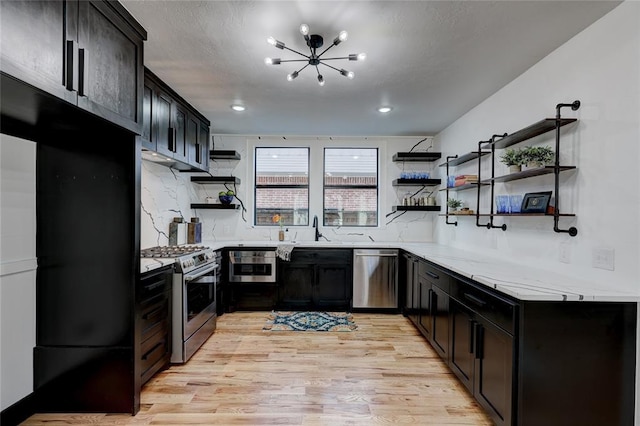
[353,249,399,309]
[228,250,276,282]
[141,245,220,363]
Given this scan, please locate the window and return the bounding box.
[323,148,378,226]
[255,147,309,226]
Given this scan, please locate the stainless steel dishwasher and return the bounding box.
[353,249,399,309]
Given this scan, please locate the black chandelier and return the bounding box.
[264,24,366,86]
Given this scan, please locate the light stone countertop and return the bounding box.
[140,240,639,303]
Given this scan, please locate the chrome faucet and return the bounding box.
[312,215,323,241]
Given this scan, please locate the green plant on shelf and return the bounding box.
[500,148,523,167]
[447,198,462,210]
[520,146,554,167]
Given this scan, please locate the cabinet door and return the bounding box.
[418,279,432,339]
[198,122,210,171]
[186,114,200,168]
[474,318,514,426]
[139,83,154,150]
[431,286,449,359]
[76,1,143,133]
[173,103,188,163]
[278,264,314,309]
[154,89,173,157]
[0,0,77,103]
[315,264,351,310]
[449,300,475,392]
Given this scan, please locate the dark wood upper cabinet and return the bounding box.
[141,67,210,172]
[0,0,146,134]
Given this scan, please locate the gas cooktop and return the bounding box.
[140,245,210,258]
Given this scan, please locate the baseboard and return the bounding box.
[0,392,38,426]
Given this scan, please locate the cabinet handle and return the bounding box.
[78,48,87,97]
[195,142,201,163]
[168,127,175,152]
[425,270,439,280]
[474,323,484,360]
[142,342,163,361]
[65,40,77,91]
[142,304,163,321]
[463,293,487,308]
[430,290,437,315]
[468,319,475,354]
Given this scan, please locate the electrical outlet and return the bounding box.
[559,242,571,264]
[592,247,615,271]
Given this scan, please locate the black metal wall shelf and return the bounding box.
[438,151,490,167]
[484,166,576,183]
[392,152,442,162]
[492,118,577,149]
[210,150,241,160]
[190,203,240,210]
[392,178,441,186]
[191,176,241,184]
[439,213,575,218]
[393,205,441,212]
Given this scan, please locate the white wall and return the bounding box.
[141,136,440,247]
[434,1,640,294]
[0,134,37,410]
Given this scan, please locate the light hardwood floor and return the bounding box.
[23,312,492,425]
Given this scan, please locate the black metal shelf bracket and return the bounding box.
[553,100,580,237]
[476,135,507,231]
[444,155,457,226]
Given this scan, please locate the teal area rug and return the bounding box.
[263,311,357,332]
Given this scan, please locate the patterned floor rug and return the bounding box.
[263,311,357,332]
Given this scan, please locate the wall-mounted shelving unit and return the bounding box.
[439,101,580,236]
[191,176,241,184]
[190,203,240,210]
[392,152,443,214]
[392,152,442,162]
[210,150,241,160]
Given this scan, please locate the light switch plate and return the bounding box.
[592,247,615,271]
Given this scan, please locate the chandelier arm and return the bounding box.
[296,63,311,73]
[316,43,338,58]
[319,62,342,73]
[315,65,321,76]
[279,59,312,63]
[281,45,310,58]
[318,57,351,61]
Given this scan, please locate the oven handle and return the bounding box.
[184,263,218,282]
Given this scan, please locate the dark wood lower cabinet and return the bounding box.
[278,249,352,311]
[402,253,636,426]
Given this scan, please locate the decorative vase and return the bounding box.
[509,165,522,173]
[525,161,543,169]
[278,230,285,241]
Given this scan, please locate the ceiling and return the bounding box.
[121,1,621,137]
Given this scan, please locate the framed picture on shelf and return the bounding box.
[521,191,552,213]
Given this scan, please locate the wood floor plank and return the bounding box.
[22,312,492,425]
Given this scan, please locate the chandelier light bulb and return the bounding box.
[267,36,276,46]
[317,75,325,86]
[264,57,272,65]
[299,24,309,36]
[339,31,348,42]
[287,71,299,81]
[347,71,355,79]
[357,52,366,61]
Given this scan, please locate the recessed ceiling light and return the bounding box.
[231,104,246,112]
[377,106,393,113]
[353,156,359,160]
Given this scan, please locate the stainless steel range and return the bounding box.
[141,245,221,363]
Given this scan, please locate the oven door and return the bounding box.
[183,262,219,338]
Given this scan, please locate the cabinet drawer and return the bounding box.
[289,249,353,264]
[419,261,451,292]
[451,279,517,335]
[140,299,170,343]
[140,335,169,376]
[139,267,172,302]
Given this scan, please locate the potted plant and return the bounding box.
[521,146,554,169]
[447,198,462,212]
[500,148,523,173]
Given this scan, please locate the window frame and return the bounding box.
[254,146,310,227]
[322,147,379,227]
